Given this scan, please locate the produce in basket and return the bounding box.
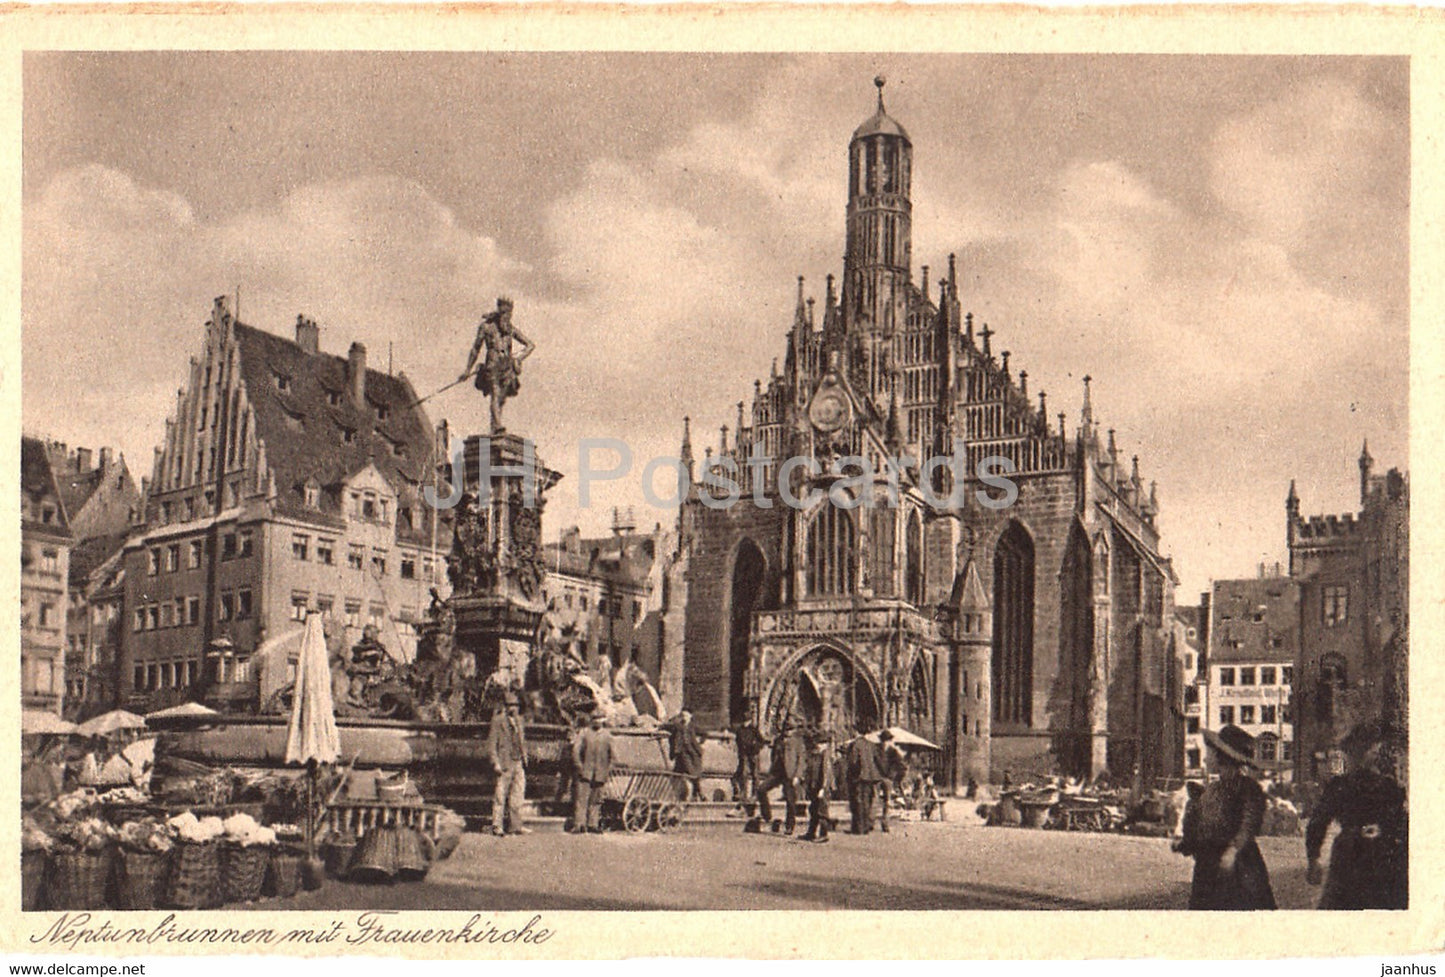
[49,788,100,820]
[117,817,175,854]
[222,812,277,847]
[22,814,55,853]
[167,811,226,843]
[51,817,116,853]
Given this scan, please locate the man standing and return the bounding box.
[732,719,764,809]
[846,728,885,834]
[486,697,529,837]
[572,710,614,834]
[876,729,907,833]
[799,730,836,843]
[665,709,705,801]
[754,721,806,835]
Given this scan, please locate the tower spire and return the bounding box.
[875,74,887,112]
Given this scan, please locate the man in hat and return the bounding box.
[799,729,836,843]
[1173,724,1276,909]
[663,709,705,801]
[875,729,907,834]
[1305,719,1408,909]
[571,708,614,834]
[486,697,530,837]
[846,726,886,834]
[753,720,806,835]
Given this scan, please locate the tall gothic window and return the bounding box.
[992,521,1036,726]
[905,510,924,605]
[806,503,857,597]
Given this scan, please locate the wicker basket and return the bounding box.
[49,850,113,911]
[394,828,429,881]
[350,828,398,884]
[166,841,220,909]
[21,850,47,911]
[324,838,358,880]
[116,849,172,911]
[220,844,271,904]
[264,850,304,899]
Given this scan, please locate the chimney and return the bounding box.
[295,315,320,355]
[75,447,92,472]
[98,447,112,471]
[348,342,367,403]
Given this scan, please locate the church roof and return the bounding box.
[852,107,910,143]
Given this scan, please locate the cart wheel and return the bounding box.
[622,797,651,833]
[655,803,684,833]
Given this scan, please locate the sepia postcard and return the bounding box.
[4,2,1443,962]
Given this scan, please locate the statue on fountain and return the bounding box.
[460,297,535,435]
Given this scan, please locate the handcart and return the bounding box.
[1050,794,1112,832]
[600,768,689,833]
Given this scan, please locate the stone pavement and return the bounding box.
[246,817,1316,912]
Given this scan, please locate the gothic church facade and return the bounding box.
[671,82,1180,786]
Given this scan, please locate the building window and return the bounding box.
[1219,706,1234,725]
[327,390,342,407]
[304,482,321,507]
[369,604,386,628]
[805,503,858,597]
[238,530,254,558]
[219,592,234,622]
[183,497,195,521]
[348,546,365,571]
[1185,652,1195,671]
[1261,704,1277,725]
[275,374,291,392]
[1282,740,1294,761]
[1239,667,1256,686]
[160,603,174,628]
[1323,585,1349,627]
[371,551,387,576]
[345,601,362,628]
[1239,705,1255,724]
[316,538,335,565]
[1186,717,1200,734]
[1269,636,1284,649]
[292,534,310,561]
[291,592,309,621]
[237,588,253,619]
[160,501,173,524]
[400,556,416,579]
[147,605,160,630]
[341,428,357,445]
[1261,666,1277,686]
[188,540,203,569]
[1317,654,1347,722]
[148,548,161,575]
[317,595,335,618]
[165,544,180,572]
[188,596,201,626]
[1257,733,1278,762]
[146,664,158,691]
[422,558,435,581]
[134,665,144,690]
[134,608,146,632]
[222,533,237,560]
[1281,666,1294,685]
[1186,748,1201,769]
[161,662,174,688]
[1218,667,1235,686]
[41,548,60,574]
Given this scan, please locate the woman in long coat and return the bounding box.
[1306,720,1408,909]
[1175,724,1277,910]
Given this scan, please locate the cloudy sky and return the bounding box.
[23,53,1407,598]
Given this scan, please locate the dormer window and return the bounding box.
[376,404,390,422]
[327,390,343,407]
[303,480,321,508]
[275,373,291,393]
[340,427,357,445]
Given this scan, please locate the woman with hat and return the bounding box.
[1176,724,1277,910]
[1304,719,1407,909]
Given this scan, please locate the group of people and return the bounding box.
[1173,720,1408,910]
[487,696,618,836]
[735,720,912,843]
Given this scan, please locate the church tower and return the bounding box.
[842,76,913,406]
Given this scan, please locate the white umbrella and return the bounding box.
[286,611,339,765]
[77,709,147,737]
[849,726,942,750]
[22,710,76,736]
[145,701,218,720]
